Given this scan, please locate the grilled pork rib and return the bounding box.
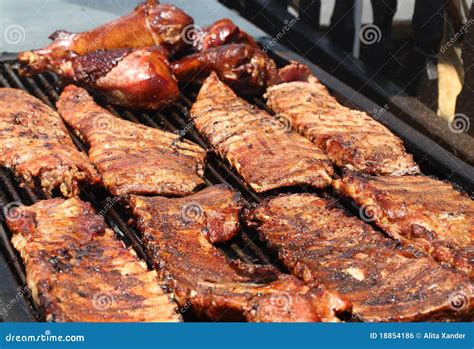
[190,73,333,193]
[333,174,474,280]
[17,0,193,73]
[6,198,180,322]
[246,194,474,321]
[57,85,206,197]
[129,185,351,322]
[0,88,99,197]
[31,46,179,110]
[265,63,419,175]
[171,44,280,95]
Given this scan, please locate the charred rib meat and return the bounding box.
[265,63,419,175]
[246,193,474,321]
[57,85,206,197]
[333,174,474,279]
[6,197,180,322]
[190,73,333,193]
[129,185,351,322]
[0,88,99,197]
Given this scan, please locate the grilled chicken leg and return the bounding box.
[18,0,193,74]
[171,44,281,95]
[194,18,258,52]
[46,46,179,109]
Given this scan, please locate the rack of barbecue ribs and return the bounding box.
[246,193,474,321]
[190,72,334,193]
[128,185,351,322]
[0,88,100,197]
[333,173,474,280]
[17,0,194,73]
[56,85,206,197]
[6,197,181,322]
[171,44,281,95]
[265,62,419,175]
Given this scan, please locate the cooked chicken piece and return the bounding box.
[333,174,474,279]
[265,62,419,175]
[57,85,206,197]
[6,197,181,322]
[129,185,351,322]
[0,88,99,197]
[190,73,334,192]
[171,44,280,95]
[17,0,193,73]
[28,46,179,110]
[194,18,258,52]
[247,193,473,321]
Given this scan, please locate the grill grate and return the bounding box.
[0,48,472,321]
[0,60,287,321]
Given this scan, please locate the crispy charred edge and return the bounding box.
[19,161,101,198]
[332,171,473,277]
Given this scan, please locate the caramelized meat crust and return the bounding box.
[57,85,206,197]
[6,197,180,322]
[265,64,419,175]
[129,185,350,322]
[0,88,100,197]
[190,73,334,193]
[333,174,474,279]
[246,193,474,321]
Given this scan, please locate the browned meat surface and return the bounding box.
[172,44,279,95]
[194,19,258,52]
[246,194,474,321]
[334,174,474,280]
[129,185,351,322]
[35,46,179,110]
[6,197,180,322]
[0,88,99,197]
[18,1,193,73]
[190,73,334,193]
[265,63,419,175]
[57,85,206,197]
